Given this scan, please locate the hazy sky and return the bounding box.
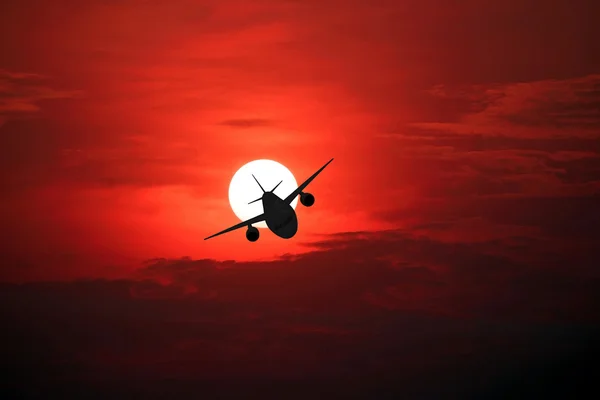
[1,1,599,396]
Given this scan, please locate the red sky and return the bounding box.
[1,0,600,397]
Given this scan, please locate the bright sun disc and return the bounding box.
[229,159,298,228]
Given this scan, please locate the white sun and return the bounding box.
[228,159,299,228]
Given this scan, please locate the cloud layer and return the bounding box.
[2,229,599,396]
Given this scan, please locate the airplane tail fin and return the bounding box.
[248,176,281,204]
[270,180,283,193]
[252,174,265,193]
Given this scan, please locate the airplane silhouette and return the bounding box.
[204,158,334,241]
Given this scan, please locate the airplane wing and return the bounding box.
[204,213,265,240]
[284,158,334,204]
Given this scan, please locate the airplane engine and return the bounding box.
[246,226,259,242]
[300,192,315,207]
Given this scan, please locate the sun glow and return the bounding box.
[228,160,299,228]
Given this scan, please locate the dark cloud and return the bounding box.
[2,229,599,397]
[377,194,600,242]
[498,77,600,129]
[410,74,600,131]
[472,195,600,239]
[131,229,600,322]
[0,117,209,193]
[0,118,61,193]
[3,276,596,398]
[58,148,202,188]
[0,69,81,119]
[545,156,600,184]
[218,118,274,129]
[380,120,600,204]
[392,128,600,154]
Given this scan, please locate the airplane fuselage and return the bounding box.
[261,192,298,239]
[203,158,332,241]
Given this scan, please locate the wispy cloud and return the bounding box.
[218,118,274,128]
[0,69,82,119]
[410,74,600,136]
